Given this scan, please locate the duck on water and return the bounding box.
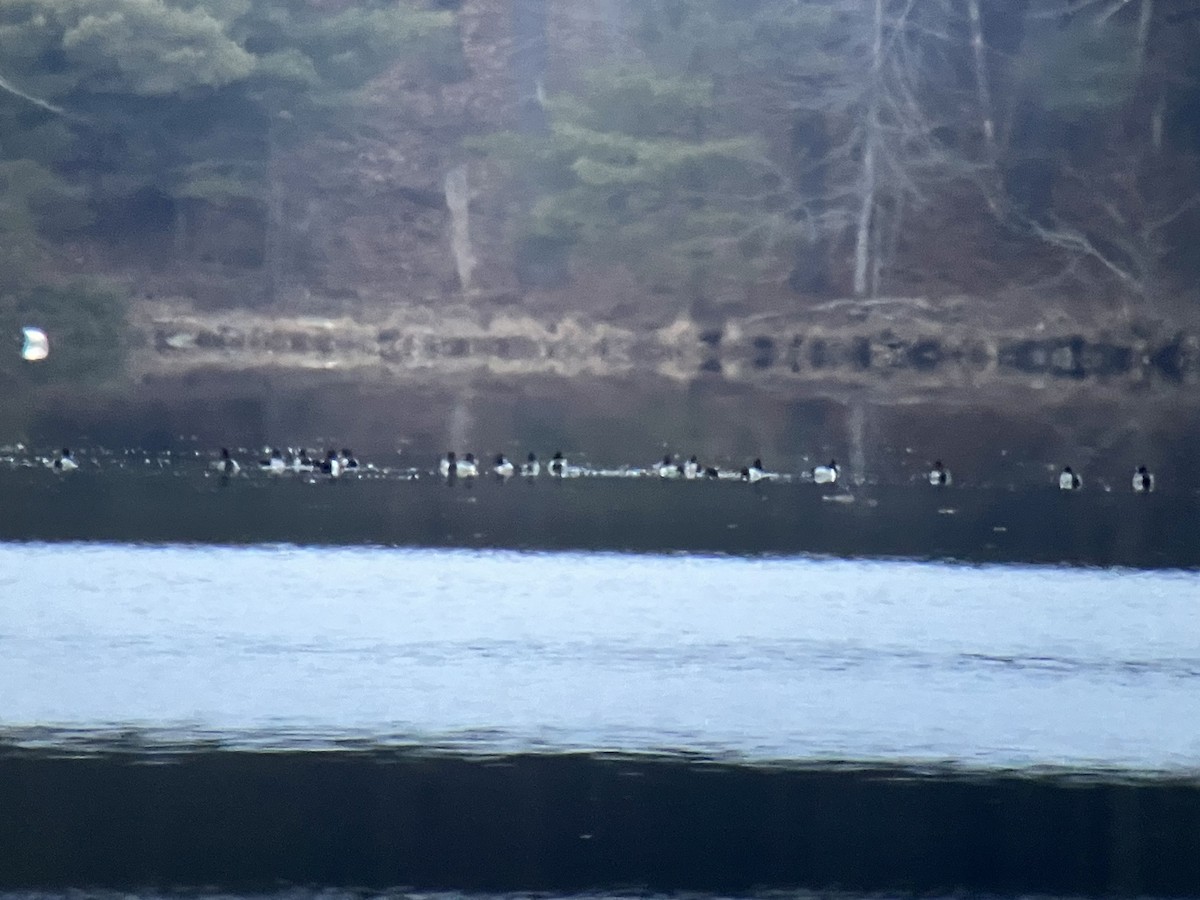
[656,455,681,479]
[520,452,540,478]
[1132,465,1155,493]
[260,448,286,475]
[493,455,515,479]
[214,448,240,477]
[1059,466,1082,491]
[741,458,768,483]
[928,460,950,486]
[812,460,839,485]
[52,448,78,473]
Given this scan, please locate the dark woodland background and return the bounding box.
[2,0,1198,461]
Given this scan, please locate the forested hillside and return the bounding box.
[2,0,1200,385]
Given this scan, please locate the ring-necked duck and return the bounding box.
[520,452,540,478]
[53,448,78,473]
[215,448,240,477]
[742,458,767,483]
[259,448,286,475]
[456,453,479,478]
[812,460,839,484]
[493,454,515,479]
[1132,465,1155,493]
[1058,466,1082,491]
[928,460,950,486]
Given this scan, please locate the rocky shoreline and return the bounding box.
[130,299,1200,395]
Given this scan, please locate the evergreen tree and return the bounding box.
[0,0,452,272]
[0,0,454,379]
[476,58,793,304]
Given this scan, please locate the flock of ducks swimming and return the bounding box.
[431,451,841,485]
[243,447,361,478]
[23,446,1158,493]
[425,452,1156,493]
[1056,464,1156,493]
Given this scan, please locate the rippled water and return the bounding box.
[4,467,1199,896]
[3,542,1197,769]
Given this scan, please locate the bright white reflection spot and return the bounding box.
[21,326,48,361]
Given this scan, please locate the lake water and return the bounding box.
[2,465,1199,895]
[2,542,1198,770]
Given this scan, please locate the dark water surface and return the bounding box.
[10,373,1200,499]
[4,747,1200,896]
[2,467,1199,895]
[1,462,1198,566]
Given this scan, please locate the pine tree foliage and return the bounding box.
[477,61,794,295]
[2,0,1200,326]
[0,0,452,219]
[0,0,453,382]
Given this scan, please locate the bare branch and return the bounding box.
[1027,0,1117,20]
[1096,0,1136,25]
[1027,218,1143,289]
[1142,193,1200,234]
[0,72,70,118]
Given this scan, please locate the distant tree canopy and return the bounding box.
[479,0,1200,307]
[0,0,451,274]
[0,0,453,378]
[2,0,1200,331]
[474,64,793,296]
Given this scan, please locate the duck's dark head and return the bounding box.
[753,458,763,469]
[528,452,537,462]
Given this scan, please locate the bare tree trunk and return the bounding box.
[1134,0,1152,72]
[512,0,548,135]
[851,143,876,297]
[263,119,285,306]
[444,164,476,293]
[966,0,996,157]
[869,197,883,297]
[852,0,885,297]
[173,202,189,263]
[1151,93,1165,153]
[1137,0,1159,153]
[966,0,1006,218]
[882,194,905,295]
